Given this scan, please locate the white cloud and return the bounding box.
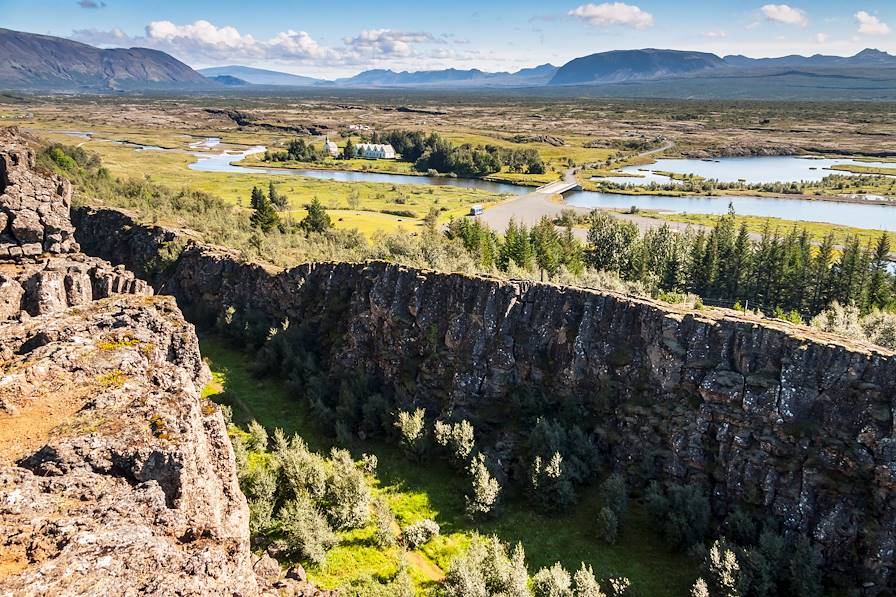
[71,27,128,45]
[855,11,891,36]
[760,4,808,27]
[568,2,655,29]
[69,20,449,71]
[343,29,437,58]
[703,30,728,38]
[814,32,829,44]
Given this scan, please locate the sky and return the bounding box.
[1,1,895,78]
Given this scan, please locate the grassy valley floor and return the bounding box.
[200,335,696,596]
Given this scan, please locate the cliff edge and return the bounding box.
[0,129,263,596]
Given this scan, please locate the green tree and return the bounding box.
[343,137,355,160]
[466,453,501,518]
[268,181,288,210]
[866,232,892,310]
[532,562,573,597]
[249,188,281,233]
[300,197,332,234]
[395,408,427,461]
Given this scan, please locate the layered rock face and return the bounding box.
[0,129,150,320]
[74,205,896,593]
[0,131,282,596]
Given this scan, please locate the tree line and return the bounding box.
[375,129,546,178]
[447,205,895,321]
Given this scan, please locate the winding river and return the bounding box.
[51,130,896,233]
[184,142,896,232]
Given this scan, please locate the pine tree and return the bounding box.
[249,188,280,233]
[342,137,355,160]
[866,232,892,310]
[300,198,332,234]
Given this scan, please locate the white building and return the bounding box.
[323,136,339,157]
[354,143,396,160]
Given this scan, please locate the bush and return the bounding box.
[704,540,740,597]
[647,482,711,549]
[598,473,628,518]
[395,408,427,460]
[276,433,327,500]
[372,496,397,548]
[788,535,823,597]
[530,452,576,512]
[597,507,618,545]
[434,419,476,466]
[246,420,269,451]
[573,564,606,597]
[403,519,440,549]
[465,454,501,518]
[278,497,338,565]
[443,536,529,597]
[323,448,371,530]
[532,562,573,597]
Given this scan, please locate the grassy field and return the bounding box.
[30,131,506,233]
[200,335,696,597]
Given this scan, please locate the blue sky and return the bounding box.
[1,1,894,77]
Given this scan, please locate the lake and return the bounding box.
[564,191,896,232]
[598,156,896,186]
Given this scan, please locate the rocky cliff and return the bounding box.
[0,130,273,596]
[73,205,896,593]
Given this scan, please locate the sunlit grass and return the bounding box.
[200,335,696,596]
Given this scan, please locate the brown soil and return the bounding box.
[0,380,90,464]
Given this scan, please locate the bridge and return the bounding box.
[533,180,582,195]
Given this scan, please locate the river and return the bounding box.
[58,131,896,233]
[596,156,896,186]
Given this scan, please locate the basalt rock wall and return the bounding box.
[74,205,896,593]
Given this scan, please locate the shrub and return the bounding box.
[278,497,337,565]
[704,540,740,597]
[607,577,631,597]
[597,507,619,545]
[647,482,711,549]
[434,419,476,466]
[444,536,529,597]
[276,434,327,500]
[465,454,501,518]
[246,420,268,451]
[788,535,823,597]
[530,452,576,512]
[372,497,397,548]
[324,448,371,530]
[532,562,573,597]
[403,519,440,549]
[598,473,628,518]
[573,564,606,597]
[395,408,427,460]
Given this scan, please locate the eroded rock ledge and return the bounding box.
[74,205,896,593]
[0,130,325,596]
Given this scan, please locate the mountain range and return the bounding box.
[1,28,895,99]
[0,28,210,90]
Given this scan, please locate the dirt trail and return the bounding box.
[406,551,445,582]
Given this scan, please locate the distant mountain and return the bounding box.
[0,28,212,91]
[198,65,323,87]
[335,65,558,88]
[207,75,251,86]
[724,48,896,68]
[549,49,726,85]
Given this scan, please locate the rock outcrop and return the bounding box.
[0,130,318,596]
[74,204,896,593]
